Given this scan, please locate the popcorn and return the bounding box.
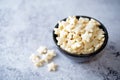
[81,32,92,42]
[97,34,104,40]
[56,37,65,45]
[65,24,74,32]
[67,40,76,47]
[91,19,100,26]
[79,17,89,24]
[60,30,68,38]
[85,21,96,32]
[74,25,83,34]
[58,21,68,28]
[29,54,40,63]
[88,47,94,53]
[54,28,60,35]
[67,16,78,25]
[34,59,45,67]
[71,42,82,50]
[47,62,57,71]
[54,16,105,54]
[67,33,74,40]
[95,43,103,51]
[47,50,56,57]
[43,50,56,63]
[29,54,44,67]
[30,47,58,71]
[37,46,47,54]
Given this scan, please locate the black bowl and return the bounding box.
[53,16,108,63]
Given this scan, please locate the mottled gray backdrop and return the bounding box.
[0,0,120,80]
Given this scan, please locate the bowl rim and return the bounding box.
[53,15,109,57]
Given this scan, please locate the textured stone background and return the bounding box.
[0,0,120,80]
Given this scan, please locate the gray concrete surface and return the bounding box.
[0,0,120,80]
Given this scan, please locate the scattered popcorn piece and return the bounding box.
[54,16,105,54]
[29,54,45,67]
[29,54,40,63]
[47,62,57,71]
[37,46,47,54]
[47,50,56,57]
[43,50,56,63]
[34,59,45,67]
[30,47,58,72]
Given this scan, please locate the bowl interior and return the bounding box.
[53,16,108,57]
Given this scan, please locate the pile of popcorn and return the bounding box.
[30,46,57,71]
[54,16,105,54]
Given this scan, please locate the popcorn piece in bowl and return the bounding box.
[54,16,105,54]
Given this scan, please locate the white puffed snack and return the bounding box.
[30,47,58,71]
[81,32,92,42]
[29,54,40,63]
[34,59,44,67]
[54,16,105,54]
[37,46,47,54]
[43,50,56,63]
[29,54,44,67]
[47,62,57,71]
